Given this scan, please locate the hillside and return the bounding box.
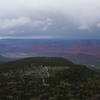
[0,57,100,100]
[0,57,73,71]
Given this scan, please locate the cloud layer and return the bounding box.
[0,17,53,30]
[0,0,100,39]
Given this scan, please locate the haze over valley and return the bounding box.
[0,39,100,67]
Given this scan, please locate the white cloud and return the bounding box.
[97,23,100,28]
[0,0,100,26]
[78,24,90,30]
[0,17,53,32]
[0,17,31,29]
[32,18,53,31]
[0,36,54,39]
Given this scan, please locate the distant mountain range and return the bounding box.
[0,39,100,67]
[65,40,100,56]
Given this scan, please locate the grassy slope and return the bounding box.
[0,57,74,71]
[0,57,100,100]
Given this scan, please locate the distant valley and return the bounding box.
[0,39,100,67]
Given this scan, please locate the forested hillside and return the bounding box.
[0,57,100,100]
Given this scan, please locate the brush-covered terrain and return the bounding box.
[0,57,100,100]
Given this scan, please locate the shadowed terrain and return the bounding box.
[0,57,100,100]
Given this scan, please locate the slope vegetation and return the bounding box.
[0,57,100,100]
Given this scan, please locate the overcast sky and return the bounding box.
[0,0,100,39]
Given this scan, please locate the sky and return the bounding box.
[0,0,100,39]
